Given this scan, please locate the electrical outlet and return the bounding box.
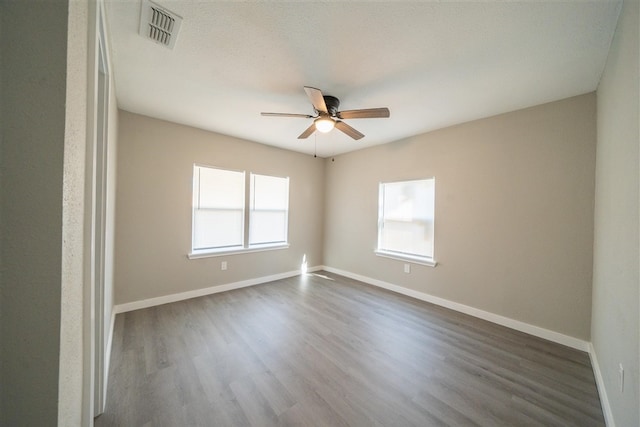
[404,263,411,274]
[619,363,624,393]
[221,261,227,271]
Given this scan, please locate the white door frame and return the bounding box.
[93,28,109,415]
[83,0,111,422]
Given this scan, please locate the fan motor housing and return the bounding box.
[323,95,340,116]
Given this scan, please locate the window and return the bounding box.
[376,178,436,266]
[191,165,289,256]
[249,173,289,246]
[192,166,245,251]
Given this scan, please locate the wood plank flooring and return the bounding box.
[95,271,605,427]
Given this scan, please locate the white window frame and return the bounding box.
[375,177,437,267]
[189,165,290,259]
[249,173,290,247]
[191,165,246,253]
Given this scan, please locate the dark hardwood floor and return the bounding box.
[95,271,605,426]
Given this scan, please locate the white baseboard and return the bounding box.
[113,265,323,314]
[322,266,590,352]
[588,344,615,427]
[111,265,611,422]
[114,263,589,350]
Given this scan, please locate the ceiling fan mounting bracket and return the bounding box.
[323,95,340,117]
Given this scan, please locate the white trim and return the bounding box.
[188,243,289,259]
[374,250,437,267]
[103,306,116,408]
[114,265,323,314]
[588,344,615,427]
[322,266,590,352]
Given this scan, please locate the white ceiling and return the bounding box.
[105,0,621,158]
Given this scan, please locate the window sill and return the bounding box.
[374,250,437,267]
[189,244,289,259]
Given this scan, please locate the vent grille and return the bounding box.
[139,0,182,49]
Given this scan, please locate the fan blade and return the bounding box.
[304,86,328,114]
[337,108,390,119]
[261,112,314,118]
[297,123,316,139]
[335,121,364,140]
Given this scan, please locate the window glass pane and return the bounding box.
[253,174,288,210]
[250,174,289,245]
[193,166,244,250]
[193,209,243,249]
[378,178,435,258]
[250,211,287,244]
[198,167,244,209]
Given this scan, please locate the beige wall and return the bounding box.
[1,0,68,424]
[114,111,325,304]
[324,94,597,340]
[592,0,639,425]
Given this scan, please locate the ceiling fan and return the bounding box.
[261,86,390,140]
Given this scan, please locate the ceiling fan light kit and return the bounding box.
[261,86,390,141]
[314,117,335,133]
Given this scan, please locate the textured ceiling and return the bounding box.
[105,1,621,158]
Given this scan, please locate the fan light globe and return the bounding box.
[315,117,335,133]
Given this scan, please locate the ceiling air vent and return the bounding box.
[139,0,182,49]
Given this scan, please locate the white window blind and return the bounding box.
[249,173,289,246]
[377,178,435,261]
[192,166,245,251]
